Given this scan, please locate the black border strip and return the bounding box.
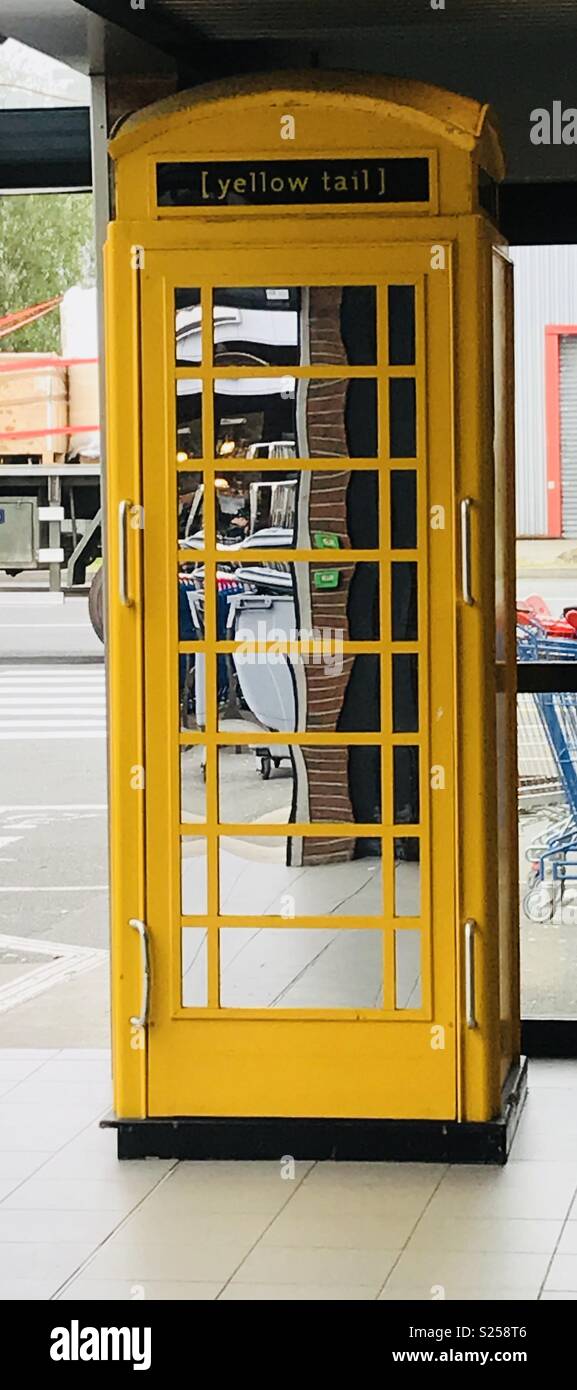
[102,1059,527,1164]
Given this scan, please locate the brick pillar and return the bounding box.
[291,287,357,865]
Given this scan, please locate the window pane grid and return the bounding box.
[173,277,427,1016]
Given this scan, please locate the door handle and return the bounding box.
[460,497,474,606]
[464,917,477,1029]
[119,499,133,607]
[129,918,150,1028]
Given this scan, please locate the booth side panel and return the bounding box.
[492,247,521,1079]
[454,218,502,1122]
[104,230,147,1118]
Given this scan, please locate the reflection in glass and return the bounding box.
[518,690,577,1018]
[393,654,419,733]
[212,286,377,368]
[391,471,417,549]
[389,377,416,458]
[181,927,207,1007]
[176,381,203,459]
[217,647,381,737]
[392,562,418,641]
[181,837,208,915]
[217,744,382,827]
[388,285,416,366]
[226,560,380,639]
[395,928,422,1008]
[213,378,377,459]
[177,471,203,547]
[394,746,420,825]
[175,290,201,364]
[180,649,206,733]
[219,927,383,1009]
[219,839,383,915]
[180,746,206,823]
[179,467,380,551]
[394,839,421,916]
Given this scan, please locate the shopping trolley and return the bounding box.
[517,620,577,921]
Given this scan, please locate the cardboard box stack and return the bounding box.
[0,285,100,465]
[0,354,68,461]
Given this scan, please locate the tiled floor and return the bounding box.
[0,1050,576,1300]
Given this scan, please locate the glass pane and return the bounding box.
[180,745,206,823]
[178,569,204,641]
[393,654,419,733]
[177,471,204,548]
[175,289,201,364]
[180,651,206,732]
[176,380,203,459]
[202,467,379,550]
[218,744,382,826]
[394,746,420,825]
[181,837,208,915]
[181,927,207,1007]
[389,378,416,458]
[395,928,422,1008]
[220,928,383,1009]
[392,562,418,641]
[388,285,415,366]
[394,839,421,916]
[227,561,381,639]
[219,836,383,916]
[214,378,378,459]
[518,691,577,1018]
[218,651,381,734]
[390,471,417,549]
[213,286,377,367]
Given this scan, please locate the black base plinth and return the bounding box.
[101,1057,528,1165]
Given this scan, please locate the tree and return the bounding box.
[0,193,95,353]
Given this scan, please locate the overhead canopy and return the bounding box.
[0,108,91,191]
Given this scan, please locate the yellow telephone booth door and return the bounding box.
[105,75,523,1155]
[139,241,456,1121]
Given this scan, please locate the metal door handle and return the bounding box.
[129,918,150,1028]
[119,499,133,607]
[465,917,477,1029]
[460,497,474,606]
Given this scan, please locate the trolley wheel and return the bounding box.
[523,883,555,923]
[260,753,272,780]
[88,567,105,644]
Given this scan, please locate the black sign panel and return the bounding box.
[157,158,430,208]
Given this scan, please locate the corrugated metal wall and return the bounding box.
[510,245,577,536]
[560,334,577,538]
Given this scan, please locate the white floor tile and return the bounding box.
[379,1285,542,1301]
[0,1278,64,1300]
[556,1222,577,1255]
[407,1214,562,1254]
[261,1209,416,1250]
[544,1252,577,1291]
[384,1249,550,1295]
[0,1241,94,1280]
[1,1174,168,1213]
[220,1283,375,1300]
[230,1245,399,1290]
[0,1208,124,1244]
[115,1208,271,1247]
[83,1240,251,1283]
[56,1278,223,1301]
[428,1163,577,1220]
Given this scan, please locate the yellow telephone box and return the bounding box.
[104,73,524,1160]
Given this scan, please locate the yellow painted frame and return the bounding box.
[105,73,518,1125]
